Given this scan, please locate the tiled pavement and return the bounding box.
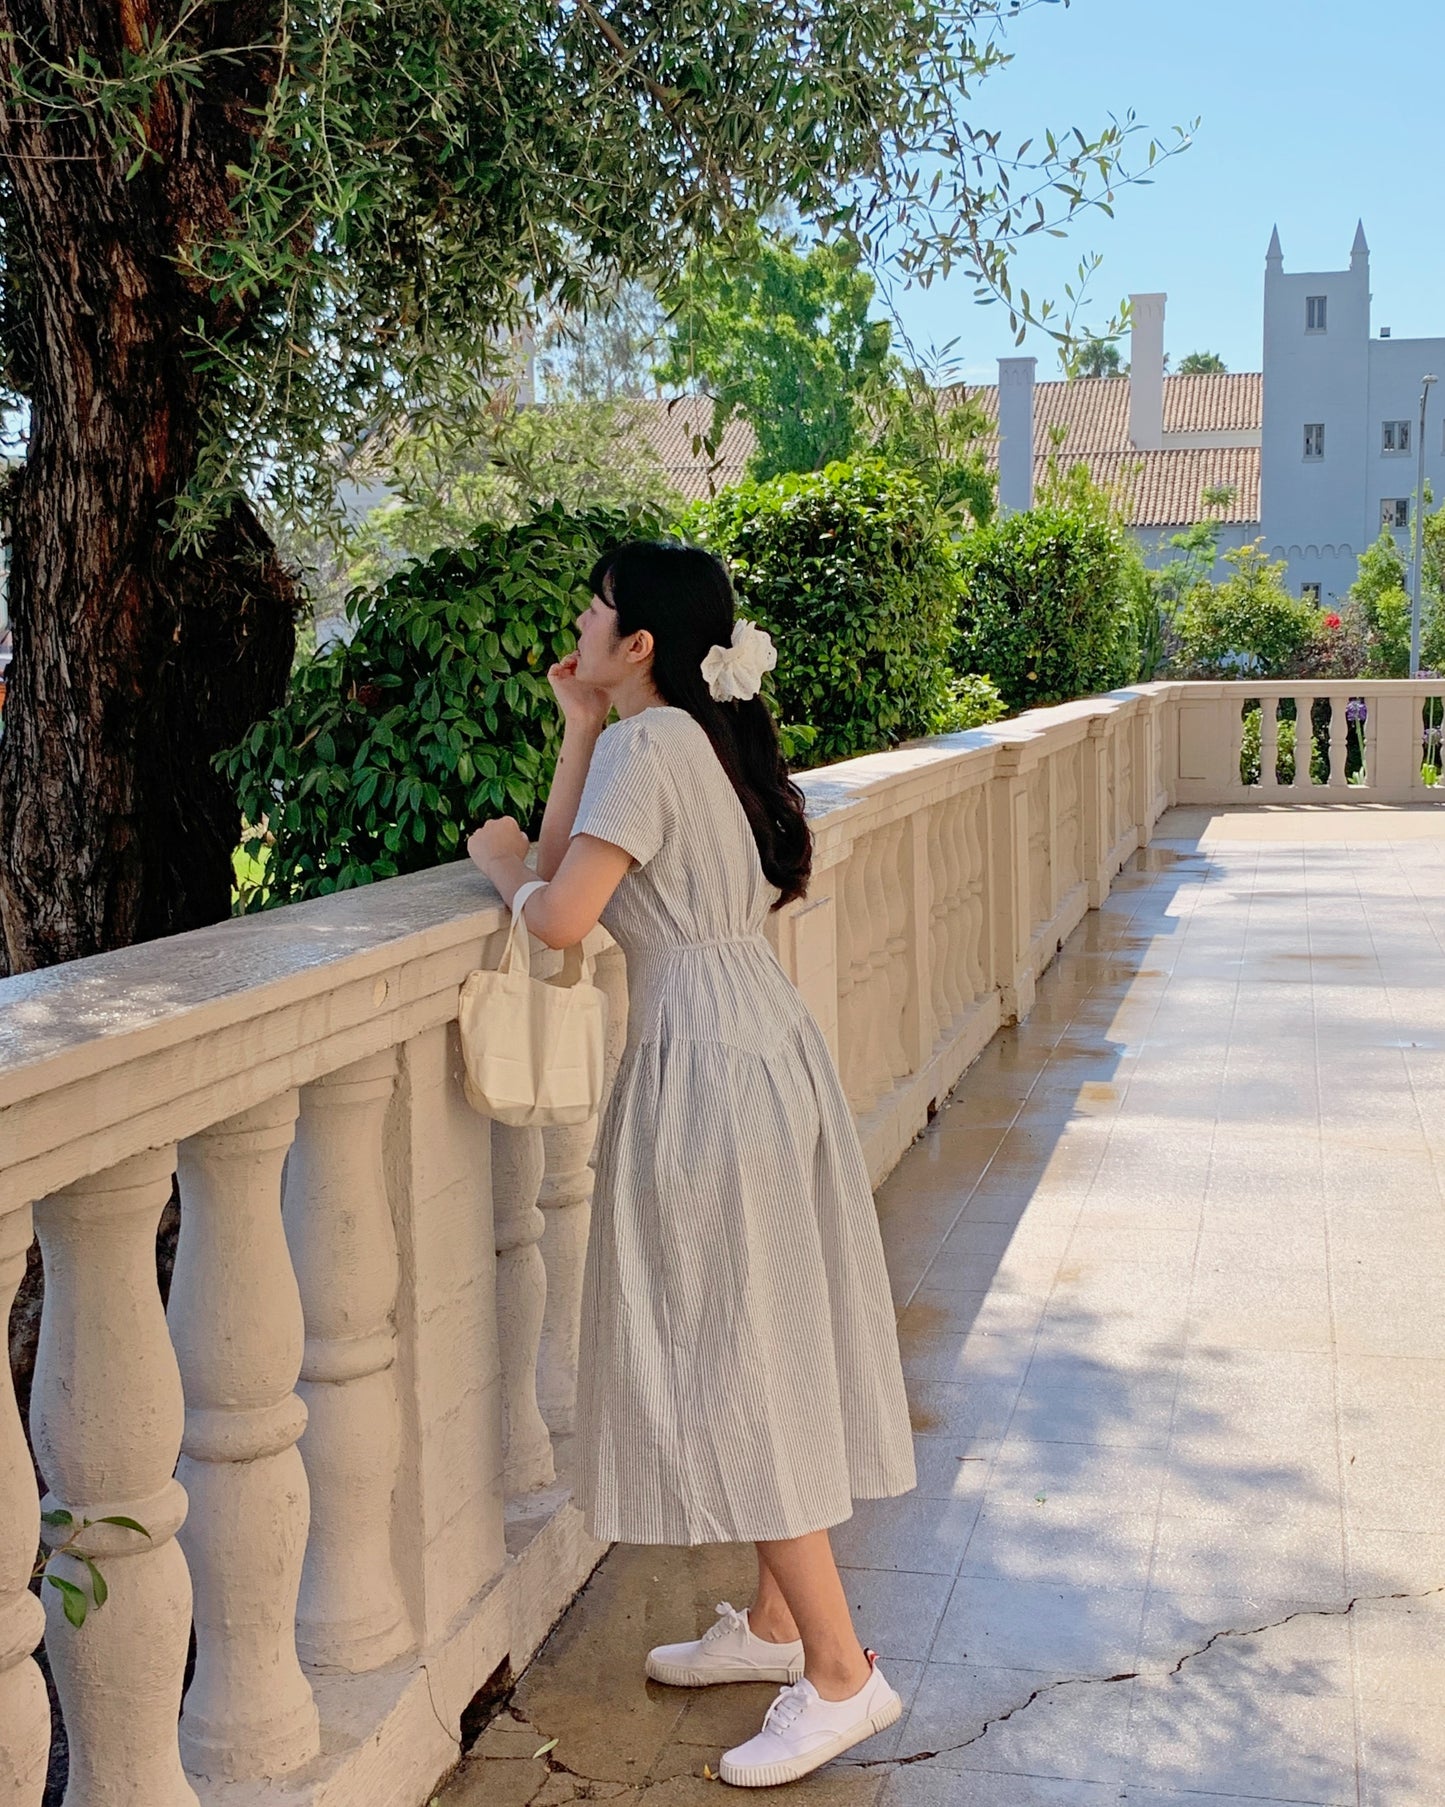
[443,806,1445,1807]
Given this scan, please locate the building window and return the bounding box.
[1303,423,1326,460]
[1306,295,1328,333]
[1301,582,1322,604]
[1382,419,1412,454]
[1382,498,1410,531]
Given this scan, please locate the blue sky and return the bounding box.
[884,0,1445,382]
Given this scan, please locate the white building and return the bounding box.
[1261,223,1445,603]
[991,223,1445,603]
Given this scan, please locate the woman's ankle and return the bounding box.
[747,1605,801,1645]
[804,1653,874,1701]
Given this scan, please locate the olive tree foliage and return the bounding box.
[537,281,670,403]
[3,0,1181,542]
[0,0,1185,972]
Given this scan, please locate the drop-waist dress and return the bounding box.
[570,704,916,1545]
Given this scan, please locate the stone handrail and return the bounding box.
[1170,677,1445,805]
[4,675,1430,1806]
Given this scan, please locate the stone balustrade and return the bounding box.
[1,678,1438,1807]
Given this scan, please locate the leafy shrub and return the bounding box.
[218,501,664,906]
[687,460,959,766]
[952,499,1137,710]
[932,673,1007,734]
[1175,543,1323,677]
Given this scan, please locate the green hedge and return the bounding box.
[687,460,960,766]
[217,501,663,906]
[952,501,1136,710]
[1176,543,1324,678]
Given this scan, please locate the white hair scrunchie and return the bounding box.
[700,618,778,703]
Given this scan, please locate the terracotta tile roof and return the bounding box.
[629,395,754,497]
[625,373,1263,526]
[963,371,1261,450]
[1055,446,1261,528]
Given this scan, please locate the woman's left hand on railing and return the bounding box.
[467,817,530,873]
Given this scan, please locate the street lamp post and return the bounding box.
[1410,372,1438,678]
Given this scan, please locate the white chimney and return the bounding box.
[1128,293,1166,451]
[996,356,1037,514]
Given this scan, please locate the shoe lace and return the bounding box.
[762,1680,811,1733]
[700,1602,748,1646]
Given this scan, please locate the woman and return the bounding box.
[467,540,916,1788]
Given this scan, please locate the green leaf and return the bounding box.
[47,1575,89,1628]
[92,1516,151,1538]
[41,1509,74,1529]
[83,1558,109,1608]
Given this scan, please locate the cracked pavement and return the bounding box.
[440,808,1445,1806]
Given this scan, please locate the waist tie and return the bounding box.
[631,934,771,959]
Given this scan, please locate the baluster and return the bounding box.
[285,1051,412,1672]
[835,852,870,1112]
[536,941,630,1441]
[929,799,962,1033]
[0,1205,47,1807]
[1328,694,1349,789]
[863,833,900,1102]
[962,788,988,1000]
[881,822,913,1081]
[31,1149,196,1807]
[947,796,973,1011]
[1363,694,1379,791]
[1260,702,1281,793]
[491,1124,554,1494]
[172,1096,318,1779]
[1294,695,1314,789]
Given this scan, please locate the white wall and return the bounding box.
[1260,231,1372,604]
[1366,337,1445,569]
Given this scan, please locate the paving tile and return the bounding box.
[1137,1588,1354,1693]
[1125,1673,1358,1802]
[829,1493,982,1577]
[881,1770,1120,1806]
[956,1502,1157,1591]
[1351,1592,1445,1703]
[1357,1690,1445,1807]
[1150,1512,1347,1600]
[930,1575,1146,1673]
[894,1660,1131,1782]
[836,1566,955,1663]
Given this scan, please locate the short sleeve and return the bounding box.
[570,718,670,867]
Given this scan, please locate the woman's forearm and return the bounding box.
[536,717,605,879]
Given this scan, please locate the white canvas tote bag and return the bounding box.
[458,880,606,1127]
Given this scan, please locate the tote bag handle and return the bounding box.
[503,880,593,986]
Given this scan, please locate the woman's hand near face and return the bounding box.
[548,652,610,732]
[467,816,529,875]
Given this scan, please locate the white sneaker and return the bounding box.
[645,1602,805,1687]
[718,1653,902,1787]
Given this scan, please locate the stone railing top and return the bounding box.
[0,862,506,1108]
[0,685,1163,1116]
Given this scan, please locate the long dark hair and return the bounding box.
[588,540,812,907]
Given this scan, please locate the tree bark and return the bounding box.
[0,0,296,974]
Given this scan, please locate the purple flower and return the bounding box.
[1346,698,1368,725]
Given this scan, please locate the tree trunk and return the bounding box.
[0,0,295,975]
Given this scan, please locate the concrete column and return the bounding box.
[286,1052,413,1673]
[1128,293,1167,451]
[32,1149,197,1807]
[996,356,1037,513]
[0,1203,47,1807]
[172,1095,319,1781]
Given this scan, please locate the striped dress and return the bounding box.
[569,705,916,1546]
